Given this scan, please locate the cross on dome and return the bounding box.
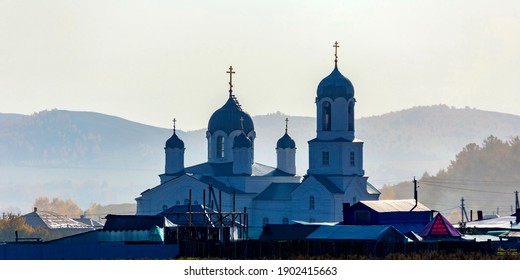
[227,66,235,95]
[172,118,176,134]
[333,41,340,67]
[285,117,289,134]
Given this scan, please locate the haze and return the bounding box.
[1,1,519,130]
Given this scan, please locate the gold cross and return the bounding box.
[172,118,176,133]
[285,117,289,134]
[333,41,340,66]
[227,66,235,93]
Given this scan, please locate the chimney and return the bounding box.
[34,207,37,213]
[342,203,350,223]
[477,210,483,221]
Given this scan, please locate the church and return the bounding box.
[135,42,380,232]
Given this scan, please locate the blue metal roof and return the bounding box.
[254,183,301,200]
[276,133,296,149]
[103,215,175,230]
[307,225,405,241]
[208,96,254,134]
[317,66,354,100]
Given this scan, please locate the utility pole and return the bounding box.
[461,197,469,224]
[515,191,519,210]
[413,177,419,207]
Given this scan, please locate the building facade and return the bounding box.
[135,43,380,232]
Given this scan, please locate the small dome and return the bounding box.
[165,132,184,149]
[233,132,252,148]
[317,66,354,100]
[276,133,296,149]
[208,97,254,134]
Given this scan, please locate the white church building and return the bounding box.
[135,42,380,231]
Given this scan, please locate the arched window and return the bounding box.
[184,198,190,205]
[322,151,330,166]
[176,200,180,205]
[262,217,269,226]
[282,217,289,224]
[309,195,315,210]
[348,102,354,131]
[162,204,168,211]
[216,136,225,158]
[322,101,331,131]
[350,151,355,166]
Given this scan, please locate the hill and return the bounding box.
[380,135,520,223]
[1,105,520,213]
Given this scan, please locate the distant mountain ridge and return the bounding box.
[1,105,520,213]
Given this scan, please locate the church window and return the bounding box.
[348,103,354,131]
[162,204,168,211]
[309,195,315,210]
[309,217,316,223]
[322,101,331,131]
[194,200,199,205]
[263,217,269,226]
[216,136,225,158]
[350,151,355,166]
[282,217,289,224]
[176,200,180,205]
[184,198,190,205]
[322,151,330,166]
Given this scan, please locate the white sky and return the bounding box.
[1,0,519,131]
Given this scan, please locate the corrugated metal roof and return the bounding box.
[306,225,400,241]
[462,215,520,230]
[259,224,320,240]
[254,183,301,200]
[360,199,430,213]
[22,211,93,229]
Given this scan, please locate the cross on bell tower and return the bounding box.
[172,118,177,134]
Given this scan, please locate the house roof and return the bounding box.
[306,225,405,241]
[359,199,431,213]
[259,224,321,240]
[103,215,176,230]
[461,215,520,230]
[22,210,93,229]
[419,213,461,237]
[254,183,301,200]
[73,218,104,228]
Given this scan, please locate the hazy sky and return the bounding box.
[1,1,519,131]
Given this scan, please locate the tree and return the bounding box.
[0,213,51,242]
[33,197,82,217]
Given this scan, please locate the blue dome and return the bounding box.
[165,132,184,149]
[208,96,254,134]
[233,132,252,148]
[317,66,354,100]
[276,133,296,149]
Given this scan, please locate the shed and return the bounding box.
[419,213,461,240]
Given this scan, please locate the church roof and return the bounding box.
[317,66,355,100]
[208,96,254,135]
[233,132,252,148]
[185,162,293,177]
[306,175,343,194]
[276,133,296,149]
[254,183,301,200]
[165,131,184,149]
[308,137,364,143]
